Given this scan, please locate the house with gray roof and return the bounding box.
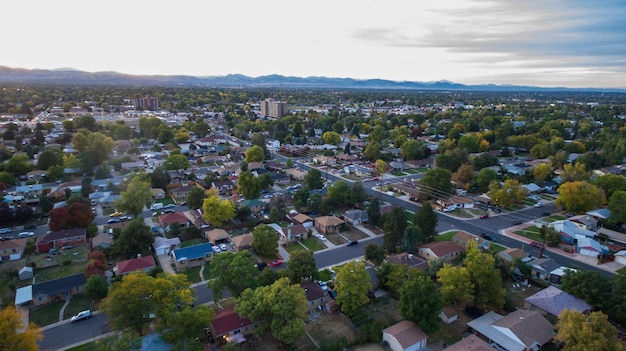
[524,286,592,317]
[15,273,86,306]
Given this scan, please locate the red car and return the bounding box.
[268,260,284,267]
[530,241,544,248]
[479,214,489,219]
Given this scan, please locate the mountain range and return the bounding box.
[0,66,622,92]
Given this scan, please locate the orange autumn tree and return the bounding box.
[0,306,42,351]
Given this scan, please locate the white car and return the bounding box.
[212,246,221,253]
[18,232,35,238]
[219,243,228,251]
[318,235,327,242]
[71,310,92,323]
[164,204,175,209]
[534,202,543,208]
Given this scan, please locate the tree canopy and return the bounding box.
[0,306,42,351]
[399,275,442,333]
[202,194,235,227]
[251,224,279,258]
[208,251,259,299]
[334,261,371,316]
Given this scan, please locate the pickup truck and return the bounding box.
[71,310,92,323]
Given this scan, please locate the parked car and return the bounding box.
[317,281,329,291]
[71,310,92,323]
[268,260,284,267]
[480,233,495,241]
[0,228,11,234]
[18,232,35,238]
[530,241,544,248]
[318,235,327,241]
[541,211,551,217]
[347,240,358,246]
[109,212,123,217]
[479,214,489,219]
[511,220,523,225]
[164,204,175,209]
[107,219,120,224]
[534,202,543,208]
[255,262,268,271]
[212,245,221,253]
[219,243,228,251]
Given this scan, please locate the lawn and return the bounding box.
[488,243,507,254]
[29,301,64,327]
[285,242,308,254]
[391,171,407,176]
[301,238,326,251]
[404,169,419,174]
[183,266,203,284]
[436,231,457,242]
[514,226,543,241]
[64,295,98,320]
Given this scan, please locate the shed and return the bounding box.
[382,320,428,351]
[19,266,34,281]
[439,306,458,324]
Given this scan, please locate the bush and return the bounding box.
[62,259,72,266]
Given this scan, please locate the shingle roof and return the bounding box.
[382,320,427,348]
[492,310,553,349]
[32,273,86,297]
[211,306,253,336]
[300,281,326,302]
[116,256,156,275]
[524,286,592,316]
[37,228,86,243]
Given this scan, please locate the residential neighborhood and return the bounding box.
[0,85,625,351]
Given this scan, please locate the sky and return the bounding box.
[2,0,626,89]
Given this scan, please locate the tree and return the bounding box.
[114,177,152,216]
[594,174,626,200]
[164,153,190,170]
[364,244,386,266]
[367,198,381,227]
[451,163,474,190]
[399,275,442,333]
[0,306,42,351]
[237,278,307,345]
[351,181,368,203]
[464,242,506,309]
[39,195,54,213]
[237,171,261,199]
[201,194,235,227]
[375,159,387,177]
[85,274,109,299]
[208,251,259,299]
[334,261,371,316]
[112,220,154,259]
[91,332,142,351]
[251,224,279,258]
[159,304,215,349]
[150,167,169,190]
[66,202,94,228]
[531,163,552,182]
[555,181,606,214]
[36,149,63,170]
[436,263,474,308]
[303,168,324,190]
[103,271,195,336]
[420,168,453,200]
[561,270,612,311]
[474,167,498,192]
[185,187,206,210]
[561,162,592,182]
[86,250,107,278]
[554,310,624,351]
[244,145,265,163]
[5,154,33,176]
[488,179,527,208]
[401,139,425,160]
[285,250,318,283]
[608,191,626,224]
[382,207,407,253]
[322,131,341,145]
[414,202,438,242]
[327,180,356,206]
[48,207,69,231]
[402,226,421,252]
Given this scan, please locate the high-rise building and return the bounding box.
[259,99,288,118]
[132,96,159,110]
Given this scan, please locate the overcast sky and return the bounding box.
[2,0,625,89]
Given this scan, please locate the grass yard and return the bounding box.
[391,171,407,176]
[29,301,64,327]
[404,169,419,174]
[488,243,507,254]
[63,295,98,320]
[301,238,326,251]
[436,231,457,242]
[514,226,543,241]
[183,266,203,284]
[449,209,474,218]
[284,242,308,254]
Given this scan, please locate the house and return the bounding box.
[382,320,428,351]
[19,266,33,281]
[91,233,113,250]
[417,241,463,262]
[291,213,314,228]
[153,236,181,256]
[210,306,257,344]
[36,228,87,253]
[168,183,199,200]
[206,228,230,245]
[343,209,368,226]
[576,236,607,258]
[442,336,493,351]
[238,199,265,214]
[301,281,328,313]
[0,238,27,262]
[159,212,190,229]
[15,273,86,306]
[232,233,253,252]
[527,258,562,282]
[439,307,458,324]
[114,256,156,276]
[281,224,308,244]
[466,310,554,351]
[385,252,429,272]
[524,286,592,318]
[15,184,44,198]
[451,231,489,250]
[121,161,145,171]
[100,194,121,209]
[172,243,214,270]
[285,168,306,181]
[497,248,527,262]
[550,219,596,244]
[151,188,166,199]
[614,250,626,265]
[212,180,235,194]
[314,216,345,234]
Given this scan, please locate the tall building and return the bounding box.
[260,99,288,118]
[132,96,159,110]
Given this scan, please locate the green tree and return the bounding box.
[594,174,626,199]
[334,261,371,316]
[237,171,261,199]
[201,194,235,227]
[561,162,592,182]
[555,181,606,214]
[561,270,612,311]
[322,131,341,145]
[437,263,473,308]
[367,198,381,227]
[91,332,142,351]
[401,139,425,160]
[85,274,109,299]
[237,277,307,345]
[285,250,318,283]
[208,251,259,299]
[150,167,170,190]
[0,306,42,351]
[474,168,498,192]
[399,275,442,333]
[327,180,356,206]
[185,187,206,210]
[114,177,152,216]
[555,310,624,351]
[382,207,407,253]
[5,154,33,176]
[112,220,154,259]
[609,191,626,224]
[303,168,324,189]
[364,243,386,266]
[159,304,215,349]
[164,153,190,170]
[531,163,552,182]
[39,195,54,213]
[252,225,279,257]
[488,179,527,208]
[464,242,506,309]
[420,168,453,200]
[414,202,438,242]
[36,149,63,170]
[245,145,265,163]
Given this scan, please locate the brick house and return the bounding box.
[36,228,87,253]
[210,306,257,344]
[114,256,157,276]
[417,241,463,262]
[314,216,345,234]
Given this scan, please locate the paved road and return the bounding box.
[39,313,111,351]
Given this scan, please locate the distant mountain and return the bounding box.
[0,66,622,92]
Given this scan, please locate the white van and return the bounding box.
[150,203,164,210]
[19,232,35,238]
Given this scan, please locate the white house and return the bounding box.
[153,236,181,256]
[614,250,626,266]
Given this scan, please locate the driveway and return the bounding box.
[157,253,176,275]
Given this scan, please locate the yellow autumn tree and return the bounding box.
[0,306,42,351]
